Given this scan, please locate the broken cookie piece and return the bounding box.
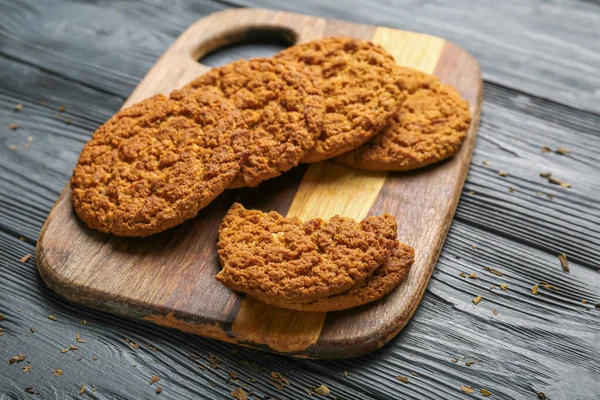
[216,203,398,303]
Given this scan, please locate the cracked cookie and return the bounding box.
[275,37,408,162]
[71,91,243,236]
[184,58,324,188]
[262,240,414,312]
[338,70,471,171]
[216,203,398,302]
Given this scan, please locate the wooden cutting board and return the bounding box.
[36,8,482,359]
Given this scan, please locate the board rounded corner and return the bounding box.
[36,240,78,300]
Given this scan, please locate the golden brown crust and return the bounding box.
[70,91,243,237]
[337,69,471,171]
[262,241,415,312]
[275,37,406,162]
[185,58,324,188]
[215,203,397,302]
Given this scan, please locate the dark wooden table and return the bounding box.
[1,1,599,399]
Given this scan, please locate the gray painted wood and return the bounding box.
[0,0,599,398]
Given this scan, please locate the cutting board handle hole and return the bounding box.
[198,27,297,68]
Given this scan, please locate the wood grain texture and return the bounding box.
[35,8,482,359]
[2,0,599,113]
[1,0,599,398]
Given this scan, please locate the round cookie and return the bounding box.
[184,58,324,188]
[262,241,415,312]
[337,71,471,171]
[215,203,398,302]
[71,91,243,236]
[275,37,407,163]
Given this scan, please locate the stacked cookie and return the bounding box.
[71,37,470,237]
[216,203,414,312]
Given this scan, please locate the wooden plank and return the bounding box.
[1,0,600,112]
[2,221,599,399]
[35,9,482,358]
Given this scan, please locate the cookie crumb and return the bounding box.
[483,267,504,276]
[498,171,508,177]
[8,354,25,364]
[460,385,474,394]
[19,254,32,263]
[500,284,509,291]
[472,296,482,305]
[48,315,57,321]
[313,385,330,396]
[9,123,18,130]
[541,146,551,153]
[547,176,571,188]
[480,388,492,397]
[150,376,160,385]
[15,104,23,111]
[556,147,570,155]
[396,375,409,384]
[540,281,558,291]
[531,284,539,295]
[558,252,569,272]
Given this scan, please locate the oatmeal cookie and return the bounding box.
[262,240,414,312]
[184,58,324,187]
[338,71,471,171]
[275,37,407,162]
[216,203,397,302]
[70,91,243,236]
